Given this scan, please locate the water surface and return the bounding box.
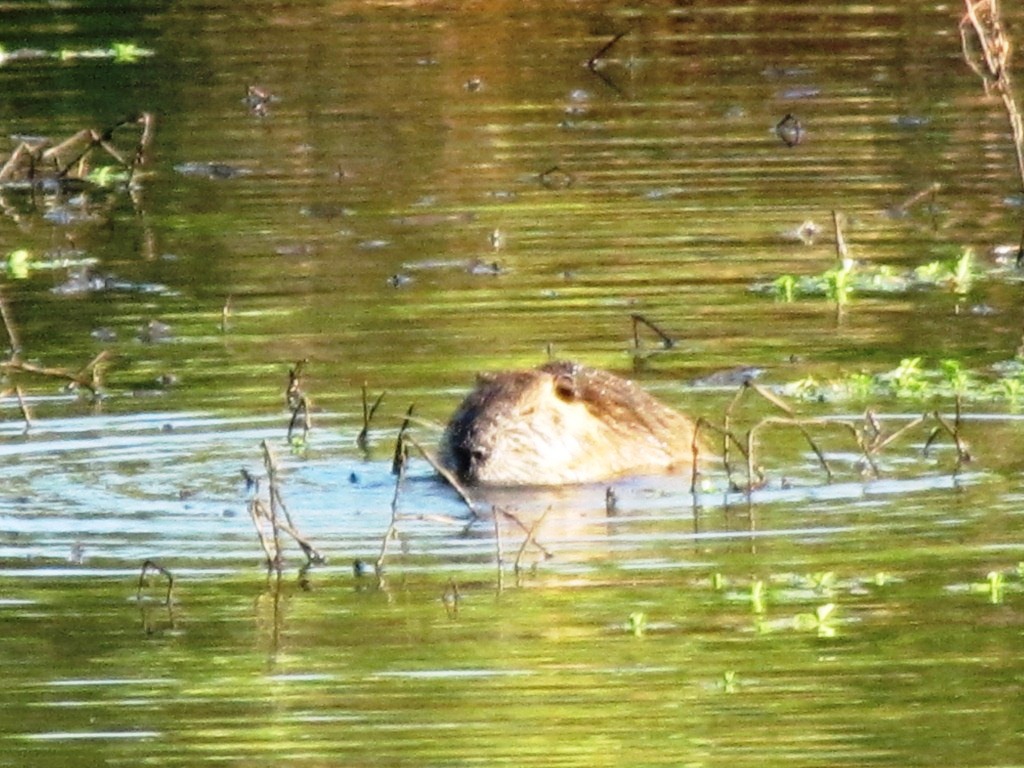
[2,1,1024,766]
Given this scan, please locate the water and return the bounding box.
[2,1,1024,765]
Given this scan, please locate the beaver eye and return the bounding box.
[553,374,578,402]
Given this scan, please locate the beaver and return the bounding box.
[438,361,702,486]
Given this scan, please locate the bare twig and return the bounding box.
[497,507,555,561]
[14,386,33,429]
[0,289,21,358]
[247,441,323,570]
[587,30,629,71]
[389,403,412,471]
[631,313,676,350]
[513,506,553,572]
[220,294,232,333]
[359,384,387,451]
[404,434,479,518]
[287,395,311,446]
[492,505,505,589]
[832,210,849,263]
[137,559,174,605]
[0,356,106,396]
[960,0,1024,187]
[376,434,407,573]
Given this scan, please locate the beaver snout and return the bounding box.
[438,361,703,486]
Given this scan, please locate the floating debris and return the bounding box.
[691,366,766,388]
[539,165,574,189]
[173,162,251,179]
[243,84,277,116]
[138,319,172,343]
[780,219,822,244]
[775,113,804,147]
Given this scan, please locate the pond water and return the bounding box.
[2,1,1024,766]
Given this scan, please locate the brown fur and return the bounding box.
[439,361,701,486]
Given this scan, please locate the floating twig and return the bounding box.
[894,182,942,215]
[538,165,574,189]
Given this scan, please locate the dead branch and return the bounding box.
[960,0,1024,187]
[137,559,174,605]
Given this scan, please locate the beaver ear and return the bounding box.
[552,372,579,402]
[476,372,498,385]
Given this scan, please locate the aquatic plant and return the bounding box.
[56,42,154,63]
[752,247,980,304]
[750,579,767,614]
[986,571,1005,604]
[627,611,647,637]
[720,670,738,693]
[779,355,1024,406]
[4,248,30,279]
[792,603,838,638]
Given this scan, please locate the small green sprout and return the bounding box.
[808,571,837,594]
[824,261,854,306]
[773,274,797,303]
[793,603,838,637]
[845,371,875,400]
[110,41,152,63]
[5,248,30,279]
[890,357,926,398]
[711,572,727,591]
[86,165,131,187]
[873,571,891,587]
[969,571,1005,603]
[750,579,767,614]
[940,359,971,397]
[721,670,738,694]
[986,571,1005,605]
[627,611,647,637]
[951,248,975,293]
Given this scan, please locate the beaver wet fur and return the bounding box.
[439,361,702,486]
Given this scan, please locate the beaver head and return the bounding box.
[438,361,701,486]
